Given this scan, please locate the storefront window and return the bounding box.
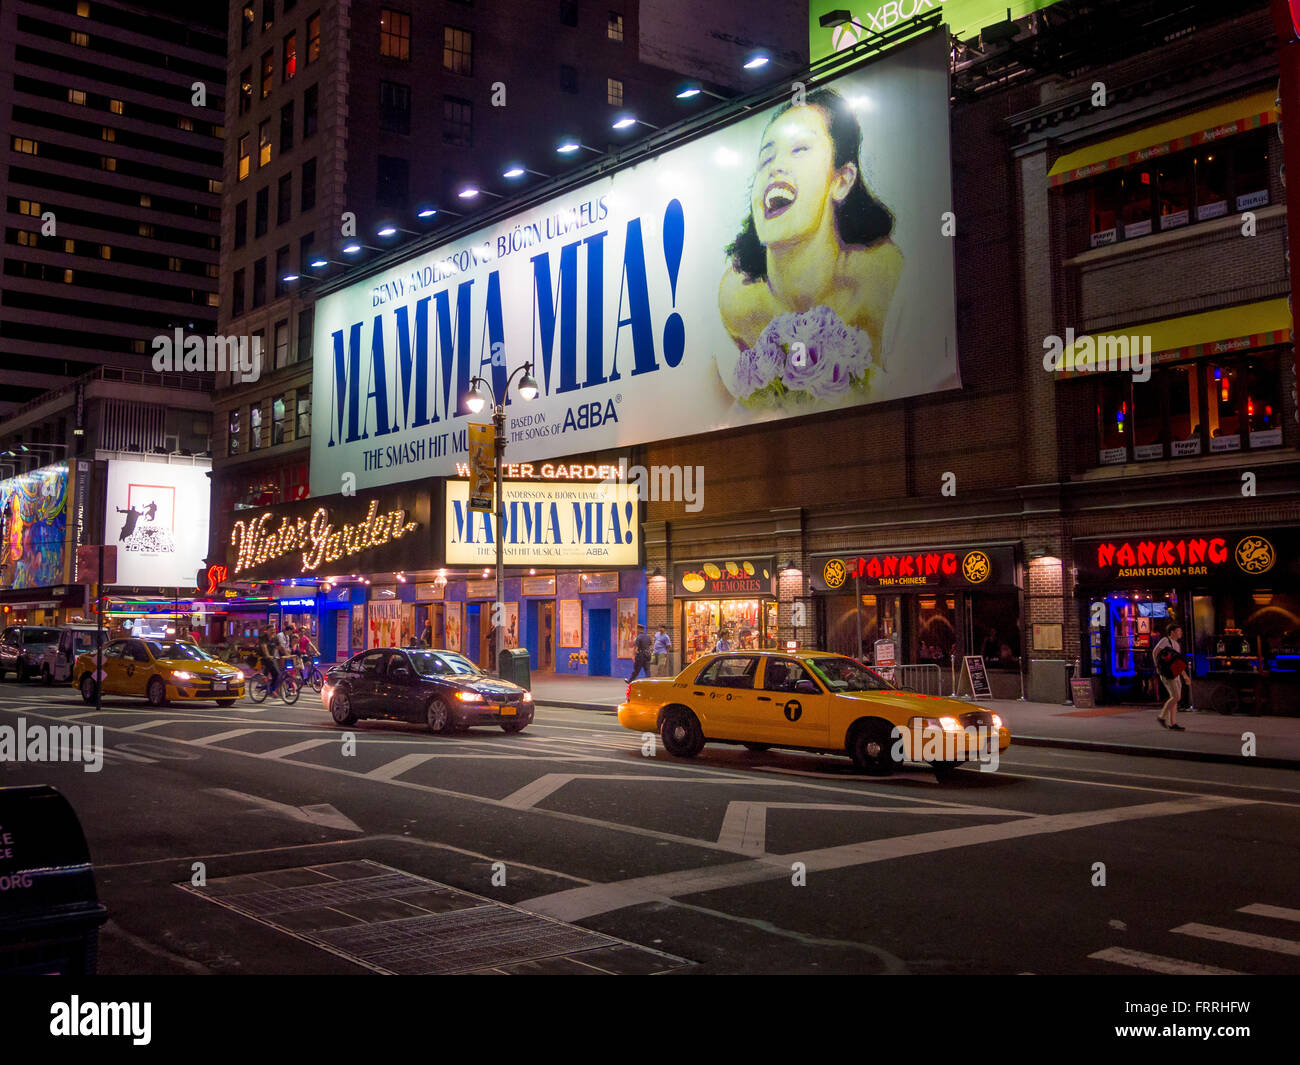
[682,599,767,663]
[764,601,778,649]
[916,595,958,667]
[1193,149,1228,220]
[1131,374,1164,460]
[683,600,719,663]
[1233,131,1270,211]
[1097,377,1129,464]
[1088,174,1121,247]
[1121,169,1153,238]
[1157,156,1191,230]
[1243,352,1282,449]
[971,593,1020,669]
[1090,591,1180,703]
[1205,361,1241,452]
[1167,363,1202,457]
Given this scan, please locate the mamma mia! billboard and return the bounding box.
[312,32,957,494]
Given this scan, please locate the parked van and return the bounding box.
[42,626,109,685]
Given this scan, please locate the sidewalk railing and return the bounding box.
[890,663,944,696]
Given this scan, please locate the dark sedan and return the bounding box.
[322,647,534,734]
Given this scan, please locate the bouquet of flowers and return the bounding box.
[727,305,874,410]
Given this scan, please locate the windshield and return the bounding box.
[407,650,482,677]
[807,657,896,692]
[25,628,61,644]
[146,641,214,661]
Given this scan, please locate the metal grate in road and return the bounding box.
[180,860,691,975]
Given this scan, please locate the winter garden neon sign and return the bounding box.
[229,500,419,576]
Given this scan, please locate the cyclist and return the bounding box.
[258,625,282,697]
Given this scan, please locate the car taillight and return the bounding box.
[626,683,631,700]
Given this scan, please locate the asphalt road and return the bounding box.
[2,680,1298,975]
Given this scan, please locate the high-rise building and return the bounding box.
[0,0,227,414]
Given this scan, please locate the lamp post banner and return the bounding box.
[467,422,495,512]
[311,32,958,494]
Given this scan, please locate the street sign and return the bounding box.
[467,423,495,512]
[75,545,116,585]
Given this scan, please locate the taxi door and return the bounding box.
[753,658,831,748]
[98,641,130,694]
[687,655,761,739]
[120,639,154,696]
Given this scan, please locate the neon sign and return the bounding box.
[230,499,419,577]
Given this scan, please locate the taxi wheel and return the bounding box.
[330,690,357,727]
[79,674,97,704]
[147,676,169,707]
[743,742,771,752]
[426,697,451,734]
[849,721,896,775]
[661,709,705,758]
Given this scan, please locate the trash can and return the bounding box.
[0,785,108,975]
[498,647,531,691]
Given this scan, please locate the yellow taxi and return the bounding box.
[74,637,247,707]
[619,650,1010,778]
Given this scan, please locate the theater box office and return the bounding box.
[810,544,1023,696]
[219,484,436,663]
[673,558,778,666]
[1075,528,1300,714]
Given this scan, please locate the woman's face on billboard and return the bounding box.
[750,105,856,249]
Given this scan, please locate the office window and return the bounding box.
[238,134,250,179]
[77,1,89,14]
[299,231,315,272]
[272,395,287,444]
[297,306,314,363]
[64,238,76,253]
[443,27,472,75]
[303,84,318,137]
[16,231,37,247]
[109,98,124,114]
[277,173,292,224]
[261,51,273,98]
[561,0,578,26]
[274,320,290,370]
[100,245,112,260]
[301,157,316,210]
[258,118,272,166]
[380,80,411,134]
[71,31,89,47]
[275,247,289,297]
[255,186,268,236]
[607,78,623,106]
[280,100,294,151]
[380,9,411,59]
[239,67,252,114]
[263,0,273,31]
[68,88,86,105]
[17,199,40,216]
[228,409,241,455]
[283,31,297,81]
[608,11,623,40]
[241,5,254,47]
[11,137,38,155]
[296,393,311,437]
[234,200,247,248]
[307,11,321,63]
[377,155,409,206]
[560,64,578,94]
[442,96,472,147]
[99,153,116,170]
[137,221,152,237]
[252,257,267,307]
[167,256,182,271]
[250,404,264,450]
[209,178,223,194]
[232,267,245,316]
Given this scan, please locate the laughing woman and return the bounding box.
[718,87,902,409]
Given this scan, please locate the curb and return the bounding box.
[533,700,1300,769]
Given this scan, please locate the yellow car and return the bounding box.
[619,650,1010,778]
[75,637,247,707]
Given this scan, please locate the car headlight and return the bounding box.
[990,713,1003,730]
[456,691,483,702]
[521,692,533,702]
[170,670,194,681]
[917,716,962,732]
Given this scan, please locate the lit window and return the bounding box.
[206,263,220,278]
[228,409,241,456]
[68,89,87,105]
[100,155,116,171]
[296,393,311,436]
[64,238,76,253]
[16,231,37,247]
[207,292,220,308]
[273,395,287,444]
[71,31,90,47]
[139,193,150,206]
[63,269,75,284]
[1120,169,1152,238]
[250,404,264,450]
[443,26,471,75]
[138,222,154,237]
[1242,352,1282,449]
[11,137,38,155]
[307,12,321,63]
[169,257,182,271]
[608,11,624,41]
[261,50,273,98]
[178,115,193,131]
[17,199,40,216]
[1156,156,1190,231]
[100,245,111,259]
[1205,361,1241,452]
[283,31,297,81]
[209,178,223,194]
[241,5,255,48]
[607,78,623,106]
[381,9,411,60]
[109,98,123,114]
[239,66,253,114]
[77,1,90,15]
[238,134,250,180]
[101,126,115,141]
[258,118,272,166]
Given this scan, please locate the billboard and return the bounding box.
[313,32,957,494]
[104,461,212,589]
[0,462,69,591]
[445,480,640,567]
[810,1,1062,63]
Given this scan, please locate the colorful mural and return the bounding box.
[0,463,69,592]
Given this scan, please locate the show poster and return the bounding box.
[0,462,69,591]
[312,33,957,493]
[105,461,211,588]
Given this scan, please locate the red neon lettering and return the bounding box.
[1208,538,1227,564]
[1116,543,1136,567]
[865,557,882,579]
[1188,539,1206,564]
[1097,543,1115,567]
[941,553,957,575]
[883,556,898,577]
[925,553,942,576]
[899,555,916,577]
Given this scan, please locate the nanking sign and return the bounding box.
[445,480,639,567]
[225,487,433,580]
[1075,530,1295,583]
[312,34,957,494]
[811,545,1018,591]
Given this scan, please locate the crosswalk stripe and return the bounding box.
[120,719,178,732]
[1238,903,1300,923]
[1173,922,1300,956]
[192,728,258,746]
[365,752,438,780]
[1088,947,1244,975]
[259,738,334,760]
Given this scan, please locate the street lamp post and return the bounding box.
[465,363,539,672]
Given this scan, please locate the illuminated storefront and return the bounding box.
[1075,528,1300,714]
[673,558,777,665]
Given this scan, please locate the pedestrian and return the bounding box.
[627,625,654,682]
[420,620,433,648]
[714,630,731,653]
[1152,622,1187,731]
[652,625,672,676]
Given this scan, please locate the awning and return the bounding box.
[1048,90,1276,187]
[1054,298,1292,379]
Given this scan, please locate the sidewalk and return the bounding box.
[527,672,1300,769]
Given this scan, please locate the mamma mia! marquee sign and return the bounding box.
[312,33,958,493]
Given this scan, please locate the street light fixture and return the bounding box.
[463,362,540,672]
[743,52,771,69]
[675,83,728,100]
[612,113,660,131]
[458,185,504,200]
[502,164,551,180]
[556,139,601,155]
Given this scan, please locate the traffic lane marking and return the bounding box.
[1239,903,1300,922]
[519,795,1253,922]
[1173,922,1300,956]
[1087,947,1244,975]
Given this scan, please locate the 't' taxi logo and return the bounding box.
[783,699,802,722]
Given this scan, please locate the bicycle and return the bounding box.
[248,664,300,704]
[303,656,326,693]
